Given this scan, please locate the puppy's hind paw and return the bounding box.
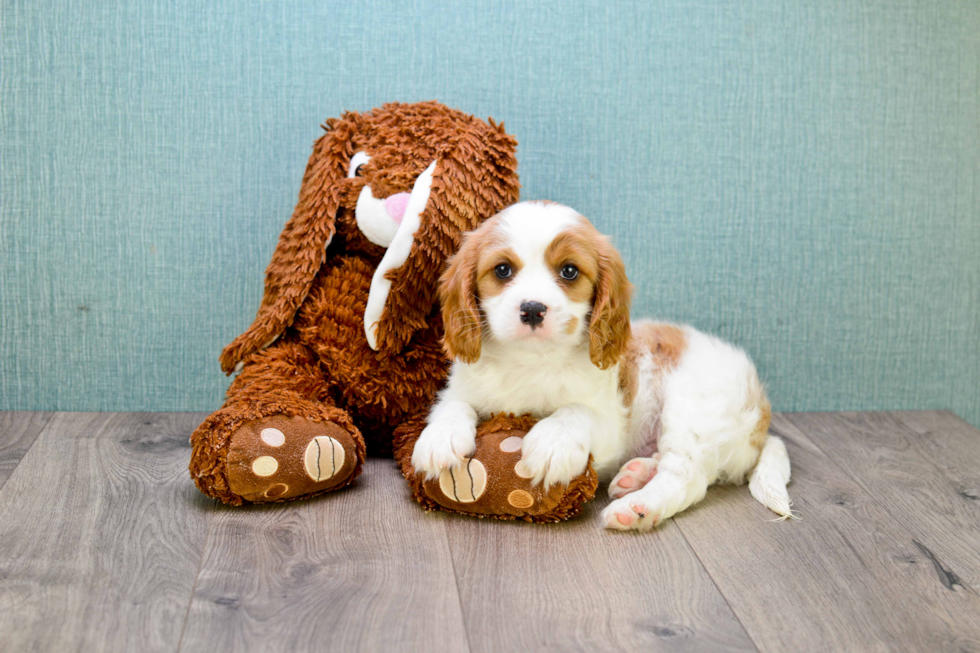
[601,496,660,532]
[607,455,660,499]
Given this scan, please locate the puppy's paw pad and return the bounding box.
[601,497,661,532]
[601,502,636,531]
[608,456,659,498]
[616,511,636,526]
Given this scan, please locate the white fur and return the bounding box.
[413,201,794,531]
[363,159,436,350]
[601,326,794,531]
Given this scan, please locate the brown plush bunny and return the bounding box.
[190,101,597,521]
[189,102,521,505]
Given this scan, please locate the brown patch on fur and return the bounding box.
[475,244,522,300]
[545,223,600,304]
[619,322,689,408]
[439,218,504,363]
[750,398,772,453]
[582,220,633,369]
[633,322,688,371]
[564,316,580,335]
[191,102,521,505]
[618,343,640,408]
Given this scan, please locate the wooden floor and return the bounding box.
[0,411,978,652]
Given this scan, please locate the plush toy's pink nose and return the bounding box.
[384,192,411,224]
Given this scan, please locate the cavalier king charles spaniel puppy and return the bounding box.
[412,201,794,531]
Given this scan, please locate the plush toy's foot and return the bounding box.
[191,404,367,505]
[396,414,598,523]
[223,415,362,503]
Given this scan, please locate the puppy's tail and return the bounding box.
[748,436,797,520]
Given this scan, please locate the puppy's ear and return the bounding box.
[439,230,483,364]
[589,237,633,369]
[219,114,358,373]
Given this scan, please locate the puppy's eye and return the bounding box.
[347,151,371,179]
[494,263,512,279]
[560,264,579,280]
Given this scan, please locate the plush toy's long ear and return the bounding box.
[219,117,356,374]
[366,122,519,357]
[589,237,633,370]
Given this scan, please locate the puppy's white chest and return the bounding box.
[456,349,617,419]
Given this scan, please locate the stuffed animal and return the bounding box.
[189,101,595,522]
[394,414,598,522]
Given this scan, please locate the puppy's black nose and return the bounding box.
[519,301,547,328]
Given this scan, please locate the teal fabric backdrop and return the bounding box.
[2,0,978,426]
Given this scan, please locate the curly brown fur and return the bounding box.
[190,340,367,505]
[191,102,520,504]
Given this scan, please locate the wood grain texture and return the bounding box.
[444,498,756,652]
[788,411,980,593]
[3,410,979,651]
[671,413,980,652]
[0,412,52,489]
[893,410,980,509]
[180,458,470,653]
[0,412,214,653]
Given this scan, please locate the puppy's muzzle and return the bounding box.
[519,301,547,329]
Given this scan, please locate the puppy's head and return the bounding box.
[440,201,632,369]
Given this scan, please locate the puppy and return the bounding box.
[412,201,794,531]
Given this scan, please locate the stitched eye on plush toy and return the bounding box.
[495,263,512,279]
[560,264,579,280]
[347,151,371,179]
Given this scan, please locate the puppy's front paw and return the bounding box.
[519,418,590,489]
[412,419,477,480]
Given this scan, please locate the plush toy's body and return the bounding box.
[190,101,596,521]
[190,102,519,505]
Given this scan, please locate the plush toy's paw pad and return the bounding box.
[420,429,593,520]
[225,416,360,502]
[304,436,346,482]
[608,455,660,499]
[438,458,488,503]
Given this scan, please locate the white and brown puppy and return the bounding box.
[412,200,794,531]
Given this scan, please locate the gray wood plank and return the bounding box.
[787,411,980,591]
[0,412,52,490]
[180,458,470,653]
[670,413,980,652]
[893,410,980,507]
[444,498,757,652]
[0,412,214,653]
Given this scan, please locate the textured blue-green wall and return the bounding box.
[2,0,978,425]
